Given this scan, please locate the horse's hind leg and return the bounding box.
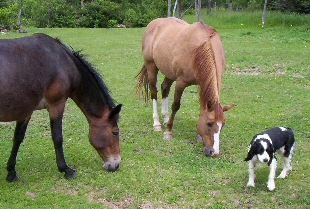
[6,117,31,182]
[161,77,173,125]
[145,62,161,131]
[48,102,76,179]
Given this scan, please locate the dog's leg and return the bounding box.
[278,156,291,178]
[267,158,277,191]
[247,160,256,187]
[278,144,294,178]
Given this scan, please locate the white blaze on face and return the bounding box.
[213,122,222,155]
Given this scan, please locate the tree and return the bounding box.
[262,0,268,27]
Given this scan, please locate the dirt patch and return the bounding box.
[230,67,262,75]
[88,192,135,208]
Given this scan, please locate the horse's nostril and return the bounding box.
[210,150,214,155]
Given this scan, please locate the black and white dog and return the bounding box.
[245,127,295,191]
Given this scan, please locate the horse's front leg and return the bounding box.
[49,103,76,179]
[164,81,186,140]
[6,118,31,182]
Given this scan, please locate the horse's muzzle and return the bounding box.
[104,156,121,172]
[204,147,219,157]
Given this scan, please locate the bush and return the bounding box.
[77,0,124,28]
[22,0,78,28]
[0,4,18,28]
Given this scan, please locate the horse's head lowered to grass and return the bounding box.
[196,102,235,157]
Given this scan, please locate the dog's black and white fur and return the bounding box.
[245,127,295,191]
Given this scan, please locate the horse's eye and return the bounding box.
[207,122,214,127]
[112,131,119,137]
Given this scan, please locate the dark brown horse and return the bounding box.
[0,33,122,182]
[136,18,235,157]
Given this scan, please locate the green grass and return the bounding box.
[183,10,310,28]
[0,11,309,208]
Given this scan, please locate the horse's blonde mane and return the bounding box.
[194,40,223,119]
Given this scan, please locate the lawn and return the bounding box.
[0,11,309,208]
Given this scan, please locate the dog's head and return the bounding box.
[245,135,274,165]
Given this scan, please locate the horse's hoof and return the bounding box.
[153,125,162,131]
[64,169,77,179]
[163,132,172,140]
[6,170,20,182]
[6,174,20,183]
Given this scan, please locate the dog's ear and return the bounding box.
[245,143,256,161]
[267,142,275,166]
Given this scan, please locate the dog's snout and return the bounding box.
[263,158,268,162]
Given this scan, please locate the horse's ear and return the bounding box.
[108,104,122,121]
[222,104,236,112]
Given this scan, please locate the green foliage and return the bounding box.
[77,0,123,28]
[122,0,166,27]
[0,3,18,27]
[1,0,309,29]
[22,0,78,28]
[269,0,310,14]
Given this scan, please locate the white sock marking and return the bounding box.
[152,99,161,127]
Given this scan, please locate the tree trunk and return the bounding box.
[228,0,232,12]
[196,0,201,21]
[177,0,182,18]
[262,0,268,28]
[168,0,171,17]
[17,9,21,27]
[207,0,212,13]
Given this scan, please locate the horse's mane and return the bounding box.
[55,38,115,110]
[194,39,223,119]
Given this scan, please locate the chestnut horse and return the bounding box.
[0,33,122,182]
[136,18,235,157]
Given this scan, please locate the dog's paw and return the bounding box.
[247,181,255,187]
[277,173,286,179]
[277,172,287,179]
[267,181,275,191]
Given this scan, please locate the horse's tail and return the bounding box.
[135,64,150,104]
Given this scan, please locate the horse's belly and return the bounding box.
[0,94,42,122]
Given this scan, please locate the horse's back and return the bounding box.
[0,34,78,121]
[142,18,225,84]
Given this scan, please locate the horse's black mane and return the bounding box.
[55,37,115,110]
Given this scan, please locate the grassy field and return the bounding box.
[0,11,309,208]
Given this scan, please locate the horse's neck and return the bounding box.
[195,40,220,112]
[71,72,108,119]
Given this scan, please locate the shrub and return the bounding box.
[22,0,78,28]
[77,0,123,28]
[0,4,18,29]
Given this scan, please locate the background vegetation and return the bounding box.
[0,9,309,209]
[0,0,309,29]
